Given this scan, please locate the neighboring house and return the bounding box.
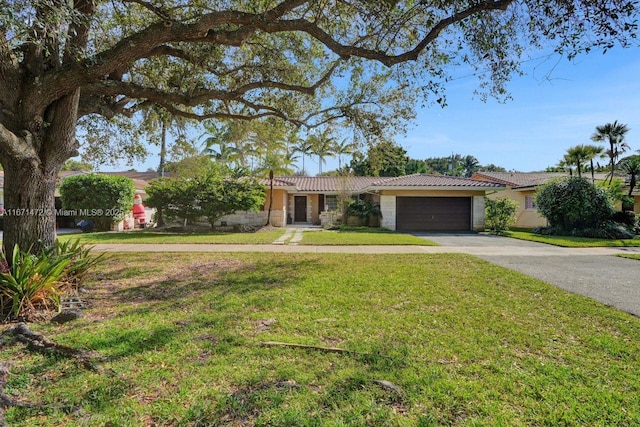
[221,174,505,232]
[0,170,154,229]
[471,171,635,229]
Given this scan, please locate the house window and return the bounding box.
[325,195,338,211]
[525,195,536,210]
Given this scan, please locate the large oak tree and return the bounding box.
[0,0,637,255]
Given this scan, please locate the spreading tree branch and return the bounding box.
[255,0,515,66]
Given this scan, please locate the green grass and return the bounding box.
[617,253,640,260]
[2,252,639,426]
[300,226,438,245]
[56,229,286,244]
[505,229,640,247]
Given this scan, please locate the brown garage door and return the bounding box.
[396,197,471,231]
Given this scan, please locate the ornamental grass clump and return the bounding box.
[0,244,70,320]
[0,239,104,321]
[44,239,105,294]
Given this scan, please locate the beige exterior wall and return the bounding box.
[486,188,547,229]
[264,189,288,212]
[309,194,320,224]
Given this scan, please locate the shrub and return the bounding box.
[60,174,136,231]
[611,210,637,227]
[346,199,382,226]
[535,177,615,232]
[571,221,635,239]
[485,196,518,234]
[146,163,265,229]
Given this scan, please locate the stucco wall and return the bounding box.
[380,195,396,230]
[264,189,288,211]
[309,194,320,224]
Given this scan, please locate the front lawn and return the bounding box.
[617,254,640,261]
[2,253,639,426]
[56,229,286,244]
[300,226,438,245]
[505,229,640,247]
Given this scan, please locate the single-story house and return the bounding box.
[472,171,639,228]
[220,174,505,232]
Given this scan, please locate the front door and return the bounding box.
[294,196,307,222]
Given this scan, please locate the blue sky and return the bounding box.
[99,44,640,174]
[397,46,640,172]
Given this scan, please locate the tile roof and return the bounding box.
[472,172,610,188]
[273,176,380,192]
[371,174,504,188]
[264,174,504,192]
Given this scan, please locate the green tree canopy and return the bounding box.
[1,0,638,255]
[61,159,94,172]
[145,163,264,229]
[351,140,409,177]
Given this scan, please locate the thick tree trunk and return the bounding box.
[2,164,58,256]
[1,92,79,258]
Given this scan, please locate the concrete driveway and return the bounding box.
[412,232,640,317]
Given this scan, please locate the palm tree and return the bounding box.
[308,130,335,175]
[447,153,462,176]
[141,105,190,178]
[254,150,295,176]
[583,144,604,183]
[618,154,640,198]
[292,141,313,174]
[591,121,631,183]
[563,145,597,177]
[461,155,479,178]
[333,139,357,170]
[558,157,574,176]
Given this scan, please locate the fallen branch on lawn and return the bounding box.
[259,341,359,354]
[2,322,104,372]
[372,379,403,395]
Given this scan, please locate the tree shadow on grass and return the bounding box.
[95,257,322,306]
